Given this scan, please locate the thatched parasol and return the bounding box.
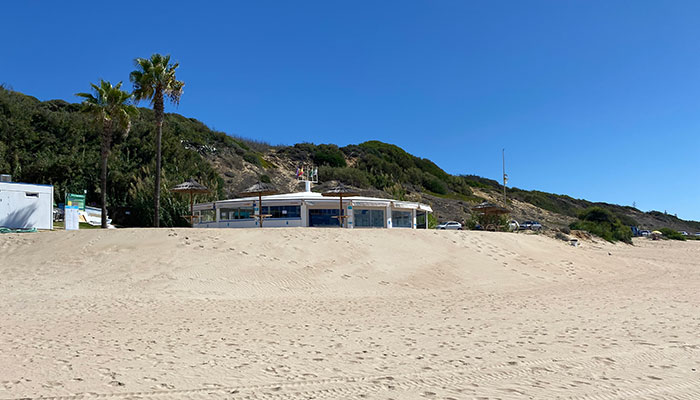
[471,201,510,231]
[471,201,510,215]
[322,184,360,228]
[239,182,278,228]
[171,179,210,226]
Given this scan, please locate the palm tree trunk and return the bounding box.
[100,120,112,229]
[153,90,164,227]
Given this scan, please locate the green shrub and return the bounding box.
[423,173,447,195]
[243,152,261,166]
[385,183,406,201]
[578,207,617,223]
[277,143,313,162]
[259,174,271,183]
[658,228,686,241]
[463,214,480,230]
[318,166,370,188]
[313,144,346,167]
[570,207,632,244]
[428,213,438,229]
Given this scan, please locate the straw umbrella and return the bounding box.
[471,201,510,215]
[322,184,360,228]
[171,179,210,226]
[471,201,510,231]
[239,182,278,228]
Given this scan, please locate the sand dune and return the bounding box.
[0,228,698,399]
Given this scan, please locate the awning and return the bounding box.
[418,204,433,212]
[218,202,253,208]
[351,200,390,208]
[393,202,418,210]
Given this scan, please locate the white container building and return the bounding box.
[0,181,54,230]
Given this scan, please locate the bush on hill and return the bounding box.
[509,189,582,217]
[570,207,632,244]
[423,173,448,195]
[459,175,500,189]
[427,213,438,229]
[286,140,471,197]
[658,228,686,241]
[318,166,371,188]
[313,144,346,168]
[349,141,471,197]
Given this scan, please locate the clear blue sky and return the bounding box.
[2,1,699,220]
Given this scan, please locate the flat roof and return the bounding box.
[0,181,54,188]
[195,191,432,212]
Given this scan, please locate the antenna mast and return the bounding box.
[502,148,508,207]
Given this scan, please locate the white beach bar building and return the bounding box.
[193,189,432,229]
[0,179,54,230]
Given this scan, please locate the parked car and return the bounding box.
[679,231,689,236]
[519,221,542,231]
[640,230,651,237]
[695,232,700,237]
[437,221,462,230]
[507,220,520,231]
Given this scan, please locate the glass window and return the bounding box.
[309,209,340,227]
[416,212,427,229]
[236,207,254,219]
[355,209,370,227]
[262,205,301,219]
[392,210,412,228]
[355,209,385,228]
[371,210,385,227]
[200,209,215,222]
[219,208,235,220]
[219,207,254,220]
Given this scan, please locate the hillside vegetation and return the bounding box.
[570,207,633,244]
[1,87,698,232]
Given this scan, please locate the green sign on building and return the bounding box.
[66,193,86,211]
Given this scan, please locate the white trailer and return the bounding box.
[0,182,54,230]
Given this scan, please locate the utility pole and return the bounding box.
[502,148,508,207]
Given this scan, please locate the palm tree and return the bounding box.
[76,80,136,228]
[129,54,184,227]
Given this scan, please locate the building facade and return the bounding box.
[193,191,432,229]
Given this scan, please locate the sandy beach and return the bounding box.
[0,228,698,399]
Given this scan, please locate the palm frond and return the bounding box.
[76,79,135,136]
[130,53,184,106]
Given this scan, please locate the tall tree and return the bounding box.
[130,54,184,227]
[76,80,136,228]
